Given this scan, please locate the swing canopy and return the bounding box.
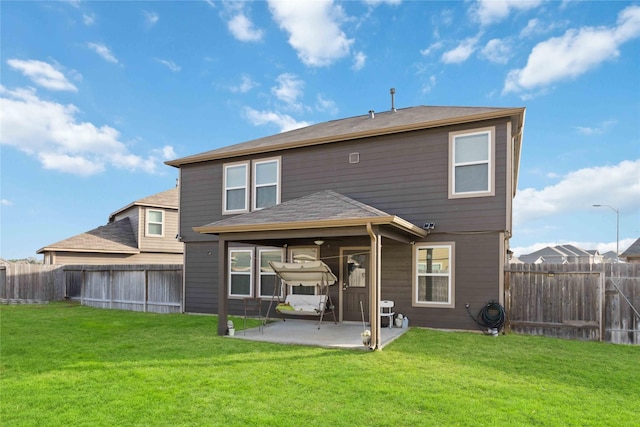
[269,260,337,287]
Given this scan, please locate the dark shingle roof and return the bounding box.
[621,237,640,257]
[37,217,139,254]
[110,187,178,220]
[194,190,426,237]
[167,105,525,166]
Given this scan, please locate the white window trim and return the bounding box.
[223,161,250,215]
[228,248,253,298]
[258,247,284,299]
[145,208,164,237]
[252,157,281,211]
[412,242,455,308]
[448,127,495,199]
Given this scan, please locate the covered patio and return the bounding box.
[194,190,427,350]
[231,319,409,350]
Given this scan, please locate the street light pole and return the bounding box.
[592,204,619,262]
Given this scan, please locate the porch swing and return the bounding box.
[267,260,338,329]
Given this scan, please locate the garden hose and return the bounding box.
[466,301,506,335]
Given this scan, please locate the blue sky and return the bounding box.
[1,0,639,260]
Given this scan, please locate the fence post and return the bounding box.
[504,268,511,334]
[144,268,148,313]
[599,269,605,342]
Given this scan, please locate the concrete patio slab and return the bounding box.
[230,318,408,350]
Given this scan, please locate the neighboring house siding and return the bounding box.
[184,242,219,314]
[139,209,182,253]
[51,252,183,265]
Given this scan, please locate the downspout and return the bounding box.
[366,223,380,350]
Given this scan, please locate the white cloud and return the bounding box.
[574,120,616,136]
[471,0,544,26]
[155,58,181,72]
[481,38,511,64]
[272,73,304,107]
[227,13,264,42]
[352,51,366,70]
[363,0,402,5]
[513,159,640,226]
[441,36,479,64]
[243,107,312,133]
[229,74,258,93]
[7,59,78,92]
[420,41,443,56]
[315,94,338,115]
[1,199,12,206]
[87,42,119,64]
[0,86,171,176]
[421,75,437,94]
[144,10,159,27]
[504,5,640,95]
[83,13,96,26]
[268,0,353,67]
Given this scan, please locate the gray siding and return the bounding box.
[379,233,502,331]
[184,241,218,314]
[180,163,221,243]
[178,117,513,327]
[281,120,508,233]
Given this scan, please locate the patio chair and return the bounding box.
[380,300,395,329]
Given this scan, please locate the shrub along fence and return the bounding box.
[505,263,639,345]
[0,264,182,314]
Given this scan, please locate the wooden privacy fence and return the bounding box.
[0,263,65,302]
[1,264,183,314]
[505,263,640,345]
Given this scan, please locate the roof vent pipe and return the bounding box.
[390,88,396,112]
[368,110,375,119]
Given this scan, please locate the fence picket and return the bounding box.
[506,263,639,344]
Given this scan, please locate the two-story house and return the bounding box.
[37,187,183,265]
[166,104,526,347]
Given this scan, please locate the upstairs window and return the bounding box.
[253,158,280,210]
[146,209,164,237]
[224,163,249,214]
[449,127,495,198]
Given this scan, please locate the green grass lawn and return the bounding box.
[1,303,638,426]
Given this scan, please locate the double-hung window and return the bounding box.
[449,127,495,198]
[228,247,283,299]
[223,158,280,214]
[224,163,249,214]
[229,249,253,297]
[413,243,454,308]
[253,158,280,210]
[146,209,164,237]
[258,249,283,298]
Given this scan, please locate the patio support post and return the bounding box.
[367,223,381,349]
[217,238,229,336]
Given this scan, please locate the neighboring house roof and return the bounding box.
[166,105,525,166]
[519,246,566,264]
[109,187,179,221]
[621,237,640,258]
[194,190,427,238]
[37,217,139,254]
